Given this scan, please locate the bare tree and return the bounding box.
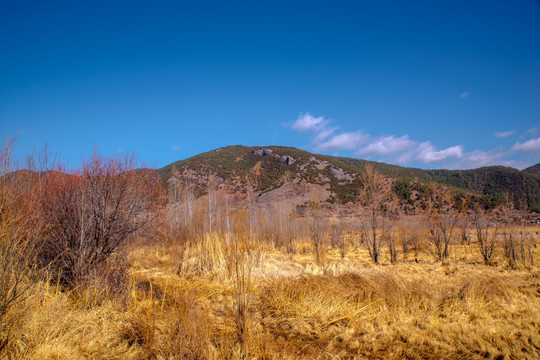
[306,198,326,264]
[167,165,182,235]
[387,230,398,264]
[428,187,462,261]
[25,143,57,175]
[473,205,499,264]
[286,206,299,255]
[164,166,200,275]
[358,165,394,263]
[517,229,535,267]
[401,219,424,259]
[458,211,471,246]
[499,199,518,266]
[330,203,346,259]
[182,177,197,228]
[266,198,292,249]
[205,175,219,234]
[399,226,410,256]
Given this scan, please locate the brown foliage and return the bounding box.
[38,150,159,287]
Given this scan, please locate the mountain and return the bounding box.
[159,145,364,205]
[523,163,540,177]
[158,145,540,212]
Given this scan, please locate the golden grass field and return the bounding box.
[3,229,540,360]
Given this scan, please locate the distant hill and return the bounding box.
[158,146,540,212]
[523,163,540,177]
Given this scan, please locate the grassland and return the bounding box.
[3,229,539,360]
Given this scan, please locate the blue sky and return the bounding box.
[1,0,539,169]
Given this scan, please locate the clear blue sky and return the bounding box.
[1,1,539,169]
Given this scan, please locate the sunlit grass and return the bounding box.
[2,229,540,359]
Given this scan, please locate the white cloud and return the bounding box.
[171,144,181,151]
[356,135,416,158]
[312,125,336,145]
[460,91,470,99]
[416,142,464,164]
[355,137,465,166]
[289,113,528,169]
[291,113,328,133]
[316,131,368,152]
[511,137,540,153]
[445,150,533,170]
[527,126,540,134]
[494,131,514,138]
[445,150,502,169]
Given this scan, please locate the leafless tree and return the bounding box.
[387,230,398,264]
[458,212,471,246]
[331,206,347,259]
[401,219,424,259]
[428,187,461,261]
[167,165,182,235]
[182,177,197,228]
[358,165,394,263]
[205,175,219,234]
[473,205,499,264]
[306,198,326,264]
[25,143,57,175]
[516,228,535,267]
[499,200,518,266]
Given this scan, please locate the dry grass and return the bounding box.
[2,230,540,360]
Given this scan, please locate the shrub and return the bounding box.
[38,150,158,287]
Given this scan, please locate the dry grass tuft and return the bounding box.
[256,269,539,359]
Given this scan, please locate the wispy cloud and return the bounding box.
[291,113,329,133]
[355,135,417,164]
[446,150,503,169]
[292,113,360,151]
[290,113,525,169]
[494,131,514,138]
[171,144,182,151]
[460,91,470,99]
[317,132,368,152]
[354,137,464,165]
[527,126,540,134]
[446,149,531,170]
[511,137,540,153]
[356,135,415,157]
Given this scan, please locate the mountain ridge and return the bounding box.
[523,163,540,177]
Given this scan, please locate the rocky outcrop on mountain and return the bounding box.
[330,166,354,182]
[251,148,295,165]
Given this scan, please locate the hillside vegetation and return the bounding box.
[159,145,540,212]
[523,163,540,177]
